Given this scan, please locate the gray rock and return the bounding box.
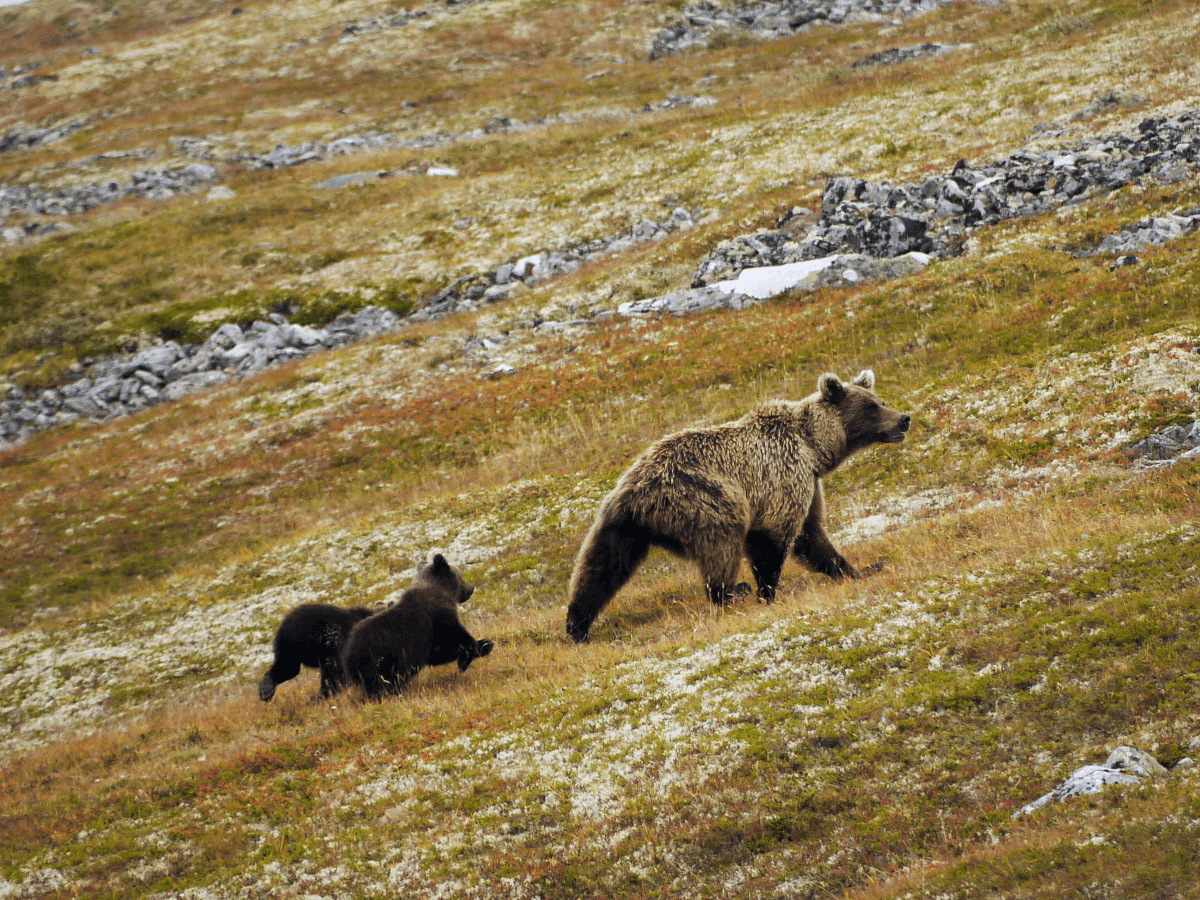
[59,378,92,399]
[131,343,182,376]
[1105,745,1169,777]
[132,369,164,389]
[651,0,956,59]
[208,323,244,350]
[180,163,218,183]
[1017,764,1142,817]
[315,171,390,190]
[618,285,750,317]
[853,42,965,69]
[91,377,121,403]
[1126,419,1200,461]
[162,371,229,401]
[281,323,324,348]
[62,395,105,417]
[1016,745,1171,817]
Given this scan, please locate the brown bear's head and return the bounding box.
[818,369,911,453]
[415,553,475,604]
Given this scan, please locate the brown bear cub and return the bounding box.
[341,553,494,700]
[566,370,910,643]
[258,604,374,701]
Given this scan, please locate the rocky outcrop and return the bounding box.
[0,119,89,155]
[0,163,218,223]
[6,107,1198,443]
[1089,211,1200,256]
[411,207,703,320]
[0,204,703,447]
[690,110,1200,288]
[338,0,500,40]
[851,42,966,68]
[0,308,400,449]
[650,0,962,59]
[618,251,930,316]
[2,104,709,233]
[1016,746,1181,817]
[1126,419,1200,466]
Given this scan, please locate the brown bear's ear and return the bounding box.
[852,369,876,390]
[430,553,450,573]
[818,372,845,402]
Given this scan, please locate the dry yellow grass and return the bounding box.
[2,0,1200,896]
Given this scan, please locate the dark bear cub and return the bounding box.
[341,553,494,700]
[259,603,374,701]
[566,370,911,643]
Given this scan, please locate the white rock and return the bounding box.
[713,257,838,300]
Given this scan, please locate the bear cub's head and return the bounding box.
[818,370,911,450]
[413,553,475,604]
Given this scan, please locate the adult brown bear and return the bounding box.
[566,370,910,642]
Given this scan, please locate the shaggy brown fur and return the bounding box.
[258,604,374,701]
[565,370,910,642]
[342,554,493,700]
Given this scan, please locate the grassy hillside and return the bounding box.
[2,0,1199,897]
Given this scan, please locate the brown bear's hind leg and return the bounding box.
[698,534,749,606]
[745,530,788,602]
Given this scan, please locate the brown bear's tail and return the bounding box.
[566,511,650,643]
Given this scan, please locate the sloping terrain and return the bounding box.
[1,0,1199,897]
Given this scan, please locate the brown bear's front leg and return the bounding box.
[792,485,858,580]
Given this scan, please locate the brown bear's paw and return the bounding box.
[258,674,276,702]
[712,582,754,605]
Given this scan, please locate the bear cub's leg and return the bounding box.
[259,656,301,702]
[317,656,347,698]
[426,606,494,673]
[457,639,495,672]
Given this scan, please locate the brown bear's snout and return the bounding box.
[881,412,911,443]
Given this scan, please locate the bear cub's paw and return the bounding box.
[457,639,495,672]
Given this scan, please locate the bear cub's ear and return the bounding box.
[851,369,875,390]
[430,553,450,573]
[818,372,845,402]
